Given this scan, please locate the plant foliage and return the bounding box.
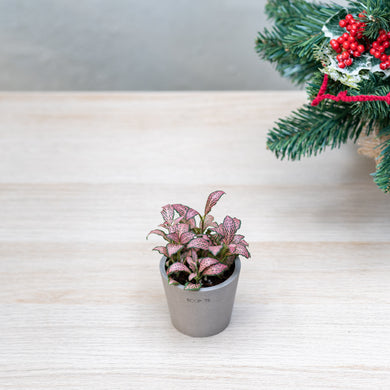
[147,191,250,291]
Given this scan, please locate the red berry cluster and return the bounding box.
[369,30,390,70]
[329,12,367,69]
[329,11,390,71]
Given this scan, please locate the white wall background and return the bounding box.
[0,0,299,90]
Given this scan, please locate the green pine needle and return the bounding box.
[267,103,368,160]
[373,136,390,192]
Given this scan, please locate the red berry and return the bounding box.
[342,32,349,40]
[370,48,376,55]
[336,54,343,62]
[350,29,357,37]
[357,32,363,39]
[348,36,355,43]
[341,51,350,59]
[330,39,338,46]
[337,36,344,44]
[345,14,354,21]
[358,44,365,52]
[338,61,346,68]
[384,41,390,49]
[374,50,382,59]
[345,58,353,66]
[343,41,350,49]
[353,51,361,57]
[380,62,387,70]
[378,45,385,53]
[339,19,347,28]
[373,42,379,49]
[381,54,388,61]
[350,42,358,50]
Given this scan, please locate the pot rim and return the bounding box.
[160,256,241,292]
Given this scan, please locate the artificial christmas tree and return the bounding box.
[256,0,390,192]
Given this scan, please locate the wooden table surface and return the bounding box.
[0,92,389,389]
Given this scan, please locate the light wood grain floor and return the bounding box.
[0,92,389,389]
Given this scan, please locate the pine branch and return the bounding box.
[373,135,390,192]
[267,103,368,160]
[256,0,341,84]
[255,29,320,84]
[266,0,337,26]
[351,0,390,39]
[257,0,390,193]
[282,8,336,61]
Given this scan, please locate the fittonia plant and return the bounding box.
[147,190,250,291]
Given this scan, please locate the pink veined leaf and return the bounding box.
[210,223,226,237]
[234,244,251,258]
[223,215,237,244]
[188,272,197,281]
[172,204,188,216]
[203,214,218,230]
[191,249,198,262]
[184,282,201,291]
[167,262,191,276]
[201,234,212,243]
[167,243,184,257]
[241,239,249,246]
[202,262,228,276]
[176,223,189,236]
[218,225,227,236]
[233,217,241,230]
[168,277,179,285]
[208,245,223,256]
[152,246,168,257]
[199,257,220,273]
[187,237,210,250]
[172,216,185,226]
[180,231,196,244]
[228,244,237,254]
[204,190,226,216]
[161,205,175,223]
[187,218,197,229]
[166,232,180,243]
[159,221,169,229]
[186,256,197,272]
[232,234,245,244]
[185,208,200,220]
[146,229,167,240]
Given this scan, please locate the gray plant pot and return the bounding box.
[160,256,241,337]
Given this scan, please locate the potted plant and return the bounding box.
[147,190,251,337]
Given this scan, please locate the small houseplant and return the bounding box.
[147,190,251,337]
